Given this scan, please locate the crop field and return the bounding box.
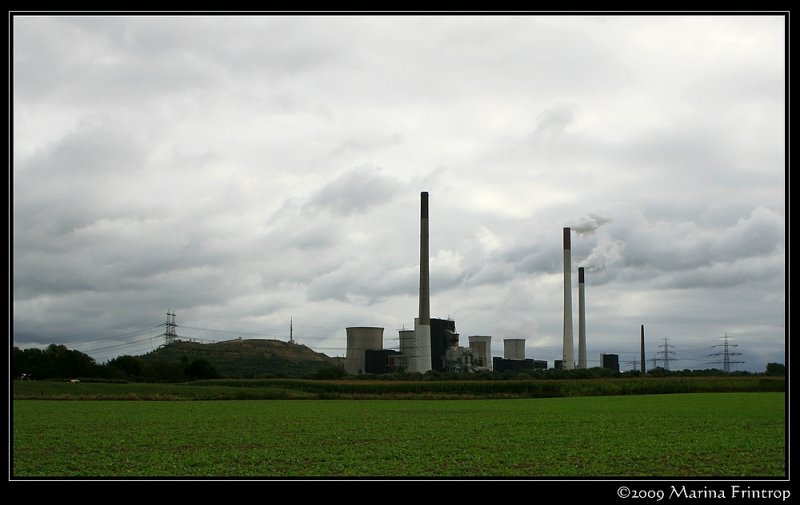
[12,375,784,400]
[12,392,784,477]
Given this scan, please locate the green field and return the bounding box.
[12,392,785,477]
[12,376,785,400]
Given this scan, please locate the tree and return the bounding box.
[765,363,785,376]
[143,360,185,383]
[44,344,100,378]
[106,355,145,381]
[12,345,101,379]
[183,358,219,380]
[12,347,46,379]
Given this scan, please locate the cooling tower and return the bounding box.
[503,338,526,360]
[578,266,587,369]
[415,191,432,373]
[468,335,492,370]
[399,329,416,372]
[344,327,384,375]
[563,227,574,369]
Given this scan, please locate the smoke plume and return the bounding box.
[570,214,612,236]
[584,236,624,272]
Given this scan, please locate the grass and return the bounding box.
[12,392,785,477]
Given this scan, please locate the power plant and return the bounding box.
[342,191,614,375]
[344,192,490,374]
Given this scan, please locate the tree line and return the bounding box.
[12,345,219,383]
[12,344,785,383]
[312,363,786,381]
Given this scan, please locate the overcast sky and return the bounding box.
[11,14,785,372]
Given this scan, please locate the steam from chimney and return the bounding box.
[584,236,624,272]
[570,213,612,236]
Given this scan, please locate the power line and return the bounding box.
[81,334,162,354]
[176,324,274,337]
[65,323,166,347]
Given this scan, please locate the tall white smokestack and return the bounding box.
[563,227,574,370]
[415,191,432,373]
[578,266,587,369]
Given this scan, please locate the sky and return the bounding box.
[11,14,786,372]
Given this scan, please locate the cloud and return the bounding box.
[476,226,501,253]
[620,206,783,274]
[303,166,404,216]
[533,103,577,138]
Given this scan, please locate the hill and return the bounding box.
[138,338,342,378]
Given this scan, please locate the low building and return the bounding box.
[600,353,620,373]
[364,349,401,374]
[493,357,543,373]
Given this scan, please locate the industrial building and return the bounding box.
[493,357,546,373]
[346,324,489,375]
[431,318,459,372]
[364,349,400,374]
[493,337,546,372]
[445,346,479,373]
[601,353,620,372]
